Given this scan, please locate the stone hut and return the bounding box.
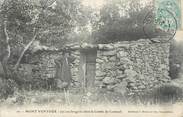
[75,39,170,95]
[20,39,170,94]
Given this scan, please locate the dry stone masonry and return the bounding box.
[95,39,170,95]
[18,39,170,94]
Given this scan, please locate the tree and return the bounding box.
[91,0,157,44]
[0,19,10,78]
[0,0,40,75]
[0,0,88,77]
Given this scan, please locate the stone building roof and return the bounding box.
[31,38,170,53]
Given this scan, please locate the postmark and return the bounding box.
[143,0,179,43]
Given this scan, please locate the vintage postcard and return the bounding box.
[0,0,183,117]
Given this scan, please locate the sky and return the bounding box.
[81,0,106,9]
[175,30,183,42]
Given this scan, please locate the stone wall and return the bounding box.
[95,39,170,95]
[18,50,80,84]
[18,52,60,81]
[18,39,170,93]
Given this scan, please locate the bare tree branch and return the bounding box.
[14,29,38,71]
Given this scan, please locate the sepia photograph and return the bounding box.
[0,0,183,116]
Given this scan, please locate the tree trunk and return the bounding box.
[14,32,37,71]
[1,21,11,78]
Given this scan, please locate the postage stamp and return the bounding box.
[143,0,181,43]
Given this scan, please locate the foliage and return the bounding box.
[0,0,90,97]
[91,0,154,44]
[90,0,180,44]
[148,83,183,104]
[0,0,89,62]
[169,40,183,79]
[126,83,183,105]
[0,0,91,79]
[0,78,17,99]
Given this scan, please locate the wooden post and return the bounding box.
[79,52,86,93]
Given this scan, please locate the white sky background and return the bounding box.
[81,0,106,9]
[81,0,151,9]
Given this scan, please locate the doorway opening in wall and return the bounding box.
[80,49,97,91]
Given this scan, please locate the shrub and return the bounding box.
[0,77,17,99]
[169,40,183,79]
[142,83,183,105]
